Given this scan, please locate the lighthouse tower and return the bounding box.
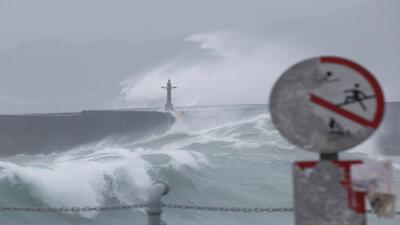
[161,79,177,111]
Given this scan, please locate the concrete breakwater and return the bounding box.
[0,110,175,157]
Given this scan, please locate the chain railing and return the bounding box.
[161,203,293,213]
[0,204,293,213]
[0,204,148,212]
[1,203,399,214]
[0,181,399,225]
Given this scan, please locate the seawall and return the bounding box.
[0,110,175,157]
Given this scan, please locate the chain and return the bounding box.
[1,203,399,215]
[162,203,400,215]
[161,203,293,213]
[0,203,148,212]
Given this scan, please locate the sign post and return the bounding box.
[270,56,386,225]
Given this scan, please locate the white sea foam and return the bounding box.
[0,111,267,219]
[0,145,209,218]
[0,106,398,225]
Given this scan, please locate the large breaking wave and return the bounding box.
[0,105,398,225]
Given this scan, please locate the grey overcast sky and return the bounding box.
[0,0,399,113]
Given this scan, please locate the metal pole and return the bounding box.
[147,181,169,225]
[319,152,338,160]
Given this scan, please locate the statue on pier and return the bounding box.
[161,79,177,111]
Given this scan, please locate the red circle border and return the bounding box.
[319,56,385,129]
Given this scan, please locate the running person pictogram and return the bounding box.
[337,83,376,111]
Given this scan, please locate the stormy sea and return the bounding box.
[0,104,399,225]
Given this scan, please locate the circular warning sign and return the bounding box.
[270,56,385,153]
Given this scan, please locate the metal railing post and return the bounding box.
[147,181,169,225]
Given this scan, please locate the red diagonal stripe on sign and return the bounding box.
[310,94,377,128]
[320,56,384,129]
